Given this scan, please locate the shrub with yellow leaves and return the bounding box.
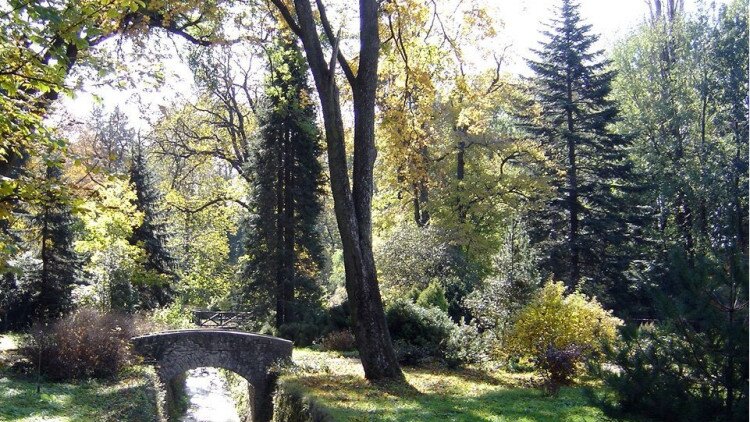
[507,281,622,387]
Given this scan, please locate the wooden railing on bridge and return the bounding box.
[192,310,253,329]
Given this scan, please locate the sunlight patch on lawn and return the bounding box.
[0,366,158,422]
[286,349,621,422]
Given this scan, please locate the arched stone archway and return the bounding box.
[131,329,292,422]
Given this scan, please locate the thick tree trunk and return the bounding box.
[281,0,403,381]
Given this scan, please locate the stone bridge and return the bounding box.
[131,329,293,421]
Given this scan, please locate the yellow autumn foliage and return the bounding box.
[508,281,622,359]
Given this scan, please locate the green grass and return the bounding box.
[285,349,624,422]
[0,334,160,422]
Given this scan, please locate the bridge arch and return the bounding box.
[131,329,292,422]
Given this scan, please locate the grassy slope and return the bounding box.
[0,334,160,422]
[287,349,621,422]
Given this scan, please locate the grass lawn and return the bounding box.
[287,349,624,422]
[0,334,160,422]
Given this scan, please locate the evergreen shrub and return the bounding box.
[385,299,455,365]
[416,281,449,312]
[279,322,321,347]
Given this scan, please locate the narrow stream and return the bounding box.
[181,367,241,422]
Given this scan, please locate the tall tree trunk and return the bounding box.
[275,127,286,328]
[565,75,580,287]
[39,205,49,320]
[282,128,295,324]
[413,146,430,227]
[413,181,429,227]
[276,0,403,381]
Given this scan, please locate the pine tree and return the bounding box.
[524,0,635,304]
[242,34,325,330]
[34,160,82,321]
[128,144,176,308]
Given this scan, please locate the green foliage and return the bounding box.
[444,321,489,368]
[523,0,637,306]
[272,378,333,422]
[606,250,748,421]
[464,217,542,358]
[147,302,194,329]
[611,0,748,315]
[36,161,82,320]
[128,145,176,309]
[416,281,449,312]
[385,299,456,365]
[241,33,325,328]
[1,158,85,328]
[278,322,322,348]
[0,1,225,271]
[0,254,42,330]
[376,224,482,321]
[508,281,622,371]
[74,177,145,311]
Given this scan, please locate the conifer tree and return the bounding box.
[128,144,176,308]
[34,159,82,321]
[524,0,635,303]
[242,34,325,330]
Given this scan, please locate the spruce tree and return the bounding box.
[128,144,176,308]
[242,34,325,331]
[34,159,82,321]
[524,0,635,304]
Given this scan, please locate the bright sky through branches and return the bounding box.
[57,0,720,132]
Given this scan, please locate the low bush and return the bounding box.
[22,308,141,380]
[324,301,351,332]
[320,330,356,352]
[416,281,449,312]
[385,299,455,365]
[444,321,489,368]
[508,281,621,387]
[605,251,748,421]
[279,322,321,347]
[272,379,333,422]
[537,344,586,394]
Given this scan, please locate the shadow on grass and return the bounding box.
[0,371,158,422]
[290,371,618,422]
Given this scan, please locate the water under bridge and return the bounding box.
[131,329,293,422]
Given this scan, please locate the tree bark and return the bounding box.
[275,0,403,381]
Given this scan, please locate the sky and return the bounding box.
[496,0,649,74]
[57,0,713,132]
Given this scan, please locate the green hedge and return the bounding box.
[272,379,333,422]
